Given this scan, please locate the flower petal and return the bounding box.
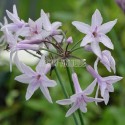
[36,55,45,73]
[42,75,57,87]
[100,82,107,97]
[103,90,109,105]
[14,53,35,76]
[53,35,63,43]
[6,10,19,24]
[41,10,51,31]
[25,79,39,100]
[15,74,31,84]
[52,22,62,30]
[91,42,102,58]
[56,99,73,105]
[80,105,87,113]
[65,102,79,117]
[80,35,93,47]
[98,19,117,34]
[99,34,114,49]
[40,85,52,103]
[83,79,97,95]
[91,9,103,27]
[110,56,116,73]
[72,73,82,93]
[103,76,123,84]
[94,58,99,73]
[72,21,90,34]
[84,96,103,103]
[13,5,18,18]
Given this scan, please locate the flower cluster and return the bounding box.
[0,5,122,118]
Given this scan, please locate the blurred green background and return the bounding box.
[0,0,125,125]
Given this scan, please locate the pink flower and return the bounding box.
[41,10,63,43]
[72,9,117,58]
[56,73,103,117]
[1,5,27,32]
[94,50,116,73]
[87,65,122,105]
[14,54,57,102]
[4,28,40,71]
[21,18,50,40]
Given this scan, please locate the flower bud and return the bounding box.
[66,36,73,44]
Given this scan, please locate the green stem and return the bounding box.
[54,67,69,98]
[41,48,61,56]
[65,66,75,94]
[70,39,83,51]
[54,67,79,125]
[25,50,41,59]
[78,110,84,125]
[70,47,83,53]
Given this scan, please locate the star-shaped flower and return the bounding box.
[84,45,116,73]
[94,50,116,73]
[4,28,40,71]
[87,65,122,104]
[14,54,57,102]
[72,9,117,58]
[1,5,27,32]
[41,10,63,43]
[56,73,103,117]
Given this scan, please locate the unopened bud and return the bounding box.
[66,36,73,44]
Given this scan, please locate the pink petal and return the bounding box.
[72,21,90,34]
[103,76,123,84]
[41,10,51,31]
[56,99,72,105]
[83,79,97,95]
[72,73,82,93]
[40,85,52,103]
[107,84,114,92]
[94,58,99,73]
[36,17,43,29]
[42,75,57,87]
[25,79,39,100]
[98,19,117,34]
[36,55,47,74]
[99,34,114,49]
[110,56,116,73]
[52,22,62,30]
[14,53,35,76]
[13,5,18,18]
[80,35,93,47]
[6,10,20,23]
[84,96,103,103]
[91,9,103,27]
[91,42,102,58]
[53,35,63,43]
[100,82,107,97]
[15,74,31,84]
[44,64,51,74]
[80,105,87,113]
[103,90,109,105]
[65,102,79,117]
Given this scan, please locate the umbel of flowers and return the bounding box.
[0,5,122,122]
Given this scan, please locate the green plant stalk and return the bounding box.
[70,47,84,53]
[41,48,61,56]
[54,67,79,125]
[65,66,84,125]
[65,66,75,94]
[70,38,83,51]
